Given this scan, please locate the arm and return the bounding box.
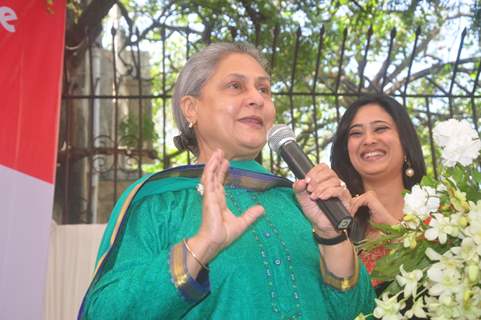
[82,194,199,319]
[319,262,375,320]
[293,164,356,278]
[292,164,375,317]
[82,149,264,319]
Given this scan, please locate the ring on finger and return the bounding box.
[196,183,204,196]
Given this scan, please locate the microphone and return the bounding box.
[267,124,353,230]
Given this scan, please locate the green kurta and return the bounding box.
[80,160,375,319]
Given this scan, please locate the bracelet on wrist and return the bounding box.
[312,229,348,246]
[170,242,210,302]
[183,239,209,271]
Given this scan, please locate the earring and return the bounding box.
[404,156,414,178]
[188,121,194,129]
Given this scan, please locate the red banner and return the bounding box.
[0,1,65,319]
[0,0,65,184]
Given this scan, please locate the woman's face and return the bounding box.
[189,53,276,162]
[347,104,404,183]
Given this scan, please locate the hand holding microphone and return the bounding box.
[267,124,353,231]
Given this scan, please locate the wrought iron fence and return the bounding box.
[56,19,481,224]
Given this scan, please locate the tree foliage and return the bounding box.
[65,0,481,172]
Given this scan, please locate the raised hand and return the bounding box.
[292,163,351,235]
[350,191,400,225]
[187,149,264,272]
[293,164,357,278]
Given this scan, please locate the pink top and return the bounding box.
[359,245,389,287]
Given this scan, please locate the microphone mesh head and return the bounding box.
[267,124,296,153]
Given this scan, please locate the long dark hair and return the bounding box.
[330,94,426,242]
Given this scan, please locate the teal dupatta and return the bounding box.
[78,160,292,319]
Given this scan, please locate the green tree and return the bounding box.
[65,0,481,173]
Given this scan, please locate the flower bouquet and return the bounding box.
[357,119,481,320]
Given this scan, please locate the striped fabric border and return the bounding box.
[319,248,360,291]
[169,242,210,302]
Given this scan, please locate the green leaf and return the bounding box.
[369,222,405,235]
[420,175,437,188]
[383,280,402,296]
[371,240,431,282]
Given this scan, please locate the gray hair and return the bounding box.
[172,42,268,155]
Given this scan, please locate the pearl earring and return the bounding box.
[404,157,414,178]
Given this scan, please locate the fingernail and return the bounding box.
[318,193,327,199]
[305,177,311,183]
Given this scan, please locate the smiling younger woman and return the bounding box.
[331,95,426,288]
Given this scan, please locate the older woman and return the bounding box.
[330,94,426,288]
[79,43,375,319]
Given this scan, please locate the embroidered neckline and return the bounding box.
[225,187,303,319]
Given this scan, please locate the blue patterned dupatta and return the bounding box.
[78,160,292,319]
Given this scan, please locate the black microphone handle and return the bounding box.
[315,198,353,230]
[279,141,353,230]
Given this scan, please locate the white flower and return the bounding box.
[433,119,463,147]
[405,296,427,319]
[436,183,447,192]
[396,265,423,298]
[425,247,463,275]
[440,137,481,167]
[427,265,462,300]
[465,214,481,246]
[451,284,481,319]
[465,263,480,283]
[373,293,405,320]
[447,212,466,238]
[450,238,480,263]
[425,248,464,301]
[433,119,479,147]
[425,213,452,244]
[402,231,418,249]
[467,201,481,240]
[433,119,481,167]
[401,214,421,230]
[425,295,462,319]
[404,185,440,219]
[468,200,481,216]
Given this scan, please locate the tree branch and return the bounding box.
[66,0,117,49]
[380,27,441,88]
[370,26,440,90]
[386,57,480,93]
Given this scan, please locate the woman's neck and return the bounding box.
[363,176,405,221]
[196,146,258,164]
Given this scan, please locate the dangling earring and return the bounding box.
[404,156,414,177]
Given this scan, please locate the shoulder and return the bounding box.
[105,165,203,232]
[129,187,200,216]
[97,169,202,257]
[121,164,203,205]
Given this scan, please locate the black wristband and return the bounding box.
[313,230,347,246]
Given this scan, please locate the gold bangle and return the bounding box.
[318,238,360,291]
[183,239,209,271]
[170,242,210,302]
